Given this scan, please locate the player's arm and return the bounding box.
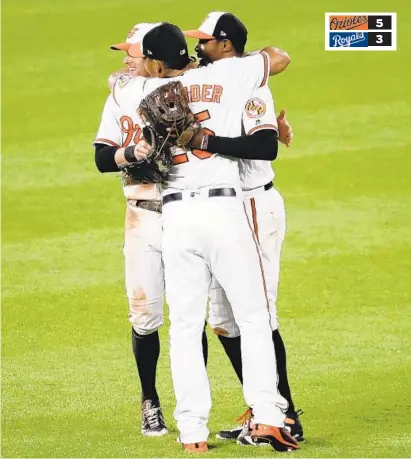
[229,50,289,98]
[93,94,123,172]
[189,85,279,160]
[189,109,292,160]
[244,47,290,76]
[189,129,278,160]
[94,141,152,173]
[261,47,291,76]
[95,143,119,172]
[209,129,277,160]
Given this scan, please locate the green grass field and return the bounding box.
[2,0,411,457]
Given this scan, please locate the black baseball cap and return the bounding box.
[128,22,191,70]
[184,12,248,50]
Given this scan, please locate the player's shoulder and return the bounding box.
[112,73,137,92]
[204,57,245,73]
[180,57,250,83]
[142,77,169,94]
[249,83,273,101]
[219,54,263,69]
[112,75,146,106]
[179,64,210,81]
[208,55,265,79]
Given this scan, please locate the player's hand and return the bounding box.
[134,139,152,159]
[166,127,179,141]
[277,109,293,147]
[187,128,205,149]
[166,126,207,150]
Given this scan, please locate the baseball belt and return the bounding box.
[134,200,162,214]
[264,181,273,191]
[163,187,236,206]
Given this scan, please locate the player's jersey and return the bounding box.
[113,53,270,191]
[93,91,161,201]
[239,85,278,190]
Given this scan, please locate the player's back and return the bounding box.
[115,53,269,190]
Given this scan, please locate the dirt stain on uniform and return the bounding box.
[125,205,140,231]
[129,287,150,318]
[212,326,229,336]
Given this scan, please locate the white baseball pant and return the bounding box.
[209,186,286,337]
[161,187,287,444]
[124,201,164,335]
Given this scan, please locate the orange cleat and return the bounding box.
[251,424,300,452]
[182,442,208,453]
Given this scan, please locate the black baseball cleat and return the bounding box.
[216,409,261,446]
[236,410,258,446]
[141,399,168,437]
[216,409,250,442]
[284,409,305,442]
[251,424,300,452]
[216,427,242,441]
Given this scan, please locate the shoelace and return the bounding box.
[143,406,163,429]
[236,408,252,425]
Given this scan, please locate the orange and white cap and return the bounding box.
[110,22,161,54]
[184,12,247,48]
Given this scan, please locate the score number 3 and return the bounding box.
[173,110,215,165]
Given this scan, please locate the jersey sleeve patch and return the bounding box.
[116,73,132,88]
[112,74,133,107]
[245,98,267,118]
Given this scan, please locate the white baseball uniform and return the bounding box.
[209,84,286,337]
[114,53,287,443]
[93,93,164,336]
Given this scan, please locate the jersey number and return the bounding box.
[120,112,214,164]
[173,110,215,165]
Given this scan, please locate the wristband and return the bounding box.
[124,145,136,163]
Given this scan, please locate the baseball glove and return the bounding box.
[138,80,201,149]
[119,126,174,185]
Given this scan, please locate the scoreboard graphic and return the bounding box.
[325,13,397,51]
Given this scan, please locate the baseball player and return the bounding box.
[184,12,304,443]
[113,22,300,452]
[93,22,209,437]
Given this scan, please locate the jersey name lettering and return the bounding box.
[183,84,223,104]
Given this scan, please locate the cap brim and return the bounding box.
[183,29,215,39]
[127,43,145,58]
[110,42,131,51]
